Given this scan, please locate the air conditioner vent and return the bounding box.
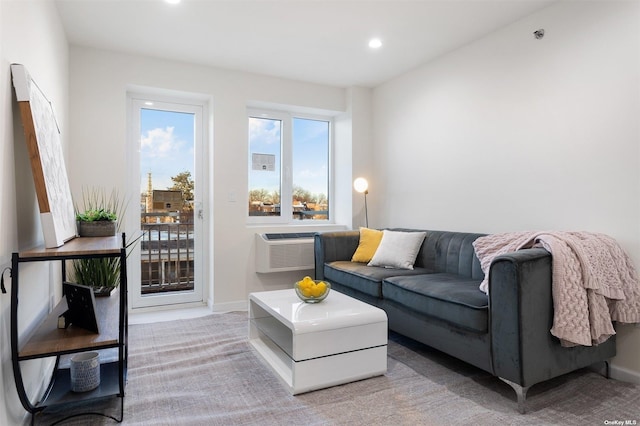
[255,233,315,273]
[263,232,315,240]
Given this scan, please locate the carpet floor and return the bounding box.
[36,311,640,425]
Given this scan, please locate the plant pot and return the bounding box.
[70,352,100,392]
[78,220,117,237]
[92,286,116,297]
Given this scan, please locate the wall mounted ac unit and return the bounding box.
[255,232,315,273]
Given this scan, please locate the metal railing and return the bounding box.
[140,212,194,294]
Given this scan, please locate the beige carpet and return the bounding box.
[37,311,640,425]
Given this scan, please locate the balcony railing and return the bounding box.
[140,212,194,294]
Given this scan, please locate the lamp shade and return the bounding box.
[353,177,369,194]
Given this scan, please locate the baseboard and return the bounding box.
[610,364,640,384]
[208,298,247,313]
[130,300,207,314]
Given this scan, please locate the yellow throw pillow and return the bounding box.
[351,227,383,263]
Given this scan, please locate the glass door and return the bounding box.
[128,96,206,308]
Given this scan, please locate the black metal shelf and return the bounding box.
[11,234,128,425]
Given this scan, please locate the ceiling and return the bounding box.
[55,0,557,88]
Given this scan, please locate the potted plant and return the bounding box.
[71,256,121,296]
[76,188,123,237]
[72,187,133,296]
[77,208,117,237]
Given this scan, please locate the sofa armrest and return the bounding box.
[314,231,360,280]
[488,247,615,387]
[489,248,555,385]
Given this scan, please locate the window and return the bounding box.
[248,110,330,222]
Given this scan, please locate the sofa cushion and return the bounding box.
[324,261,431,298]
[382,273,488,333]
[351,227,384,263]
[368,230,427,270]
[394,229,485,279]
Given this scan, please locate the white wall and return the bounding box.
[372,1,640,380]
[67,47,358,311]
[0,1,69,423]
[334,87,373,228]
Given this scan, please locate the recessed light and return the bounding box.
[368,38,382,49]
[165,0,181,4]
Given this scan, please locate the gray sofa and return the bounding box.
[314,228,616,413]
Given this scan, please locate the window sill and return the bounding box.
[247,223,349,233]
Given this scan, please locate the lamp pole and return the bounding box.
[363,189,369,228]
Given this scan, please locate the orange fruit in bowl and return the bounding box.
[310,285,323,297]
[295,278,330,302]
[316,281,327,293]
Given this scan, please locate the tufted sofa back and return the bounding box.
[389,229,486,280]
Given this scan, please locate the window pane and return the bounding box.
[248,117,282,217]
[292,118,329,221]
[140,108,196,295]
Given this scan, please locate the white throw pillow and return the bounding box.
[368,230,427,270]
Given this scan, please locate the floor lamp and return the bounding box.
[353,177,369,228]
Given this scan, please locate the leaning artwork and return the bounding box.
[11,63,76,248]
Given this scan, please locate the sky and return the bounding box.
[292,117,329,198]
[140,108,194,194]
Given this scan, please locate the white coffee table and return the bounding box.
[248,289,388,395]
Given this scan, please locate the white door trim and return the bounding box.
[127,92,210,309]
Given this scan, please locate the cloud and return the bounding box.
[249,117,281,145]
[141,126,186,157]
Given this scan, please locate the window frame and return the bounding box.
[127,93,208,309]
[247,108,332,225]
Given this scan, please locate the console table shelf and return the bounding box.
[17,235,122,259]
[19,291,120,360]
[11,234,128,425]
[38,362,122,408]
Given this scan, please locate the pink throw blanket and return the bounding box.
[473,231,640,347]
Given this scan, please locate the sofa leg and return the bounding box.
[588,359,611,378]
[499,377,530,414]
